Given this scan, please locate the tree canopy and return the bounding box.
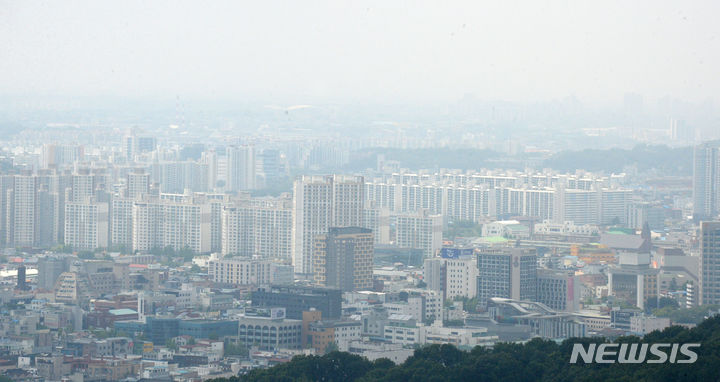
[208,315,720,382]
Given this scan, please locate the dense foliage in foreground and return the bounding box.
[209,316,720,382]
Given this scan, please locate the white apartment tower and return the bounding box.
[221,197,292,259]
[126,169,150,199]
[395,209,443,258]
[292,175,364,275]
[64,199,109,250]
[693,142,720,219]
[132,197,213,253]
[227,145,256,191]
[111,198,134,250]
[8,175,38,247]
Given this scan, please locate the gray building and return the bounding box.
[37,256,67,290]
[537,269,580,312]
[237,308,302,350]
[476,248,537,305]
[314,227,374,292]
[701,221,720,305]
[251,285,342,320]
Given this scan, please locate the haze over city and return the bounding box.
[3,1,720,103]
[1,2,720,382]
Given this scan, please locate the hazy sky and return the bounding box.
[2,1,719,103]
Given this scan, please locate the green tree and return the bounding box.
[205,315,720,382]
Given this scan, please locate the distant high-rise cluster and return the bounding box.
[365,170,632,226]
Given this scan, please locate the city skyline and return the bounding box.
[1,1,720,380]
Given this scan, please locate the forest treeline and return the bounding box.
[209,315,720,382]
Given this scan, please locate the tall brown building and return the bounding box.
[314,227,373,292]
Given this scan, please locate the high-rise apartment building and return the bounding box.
[0,175,15,246]
[553,188,599,225]
[292,175,364,275]
[126,169,150,199]
[364,172,630,226]
[71,173,97,203]
[313,227,374,292]
[227,145,256,191]
[111,198,134,249]
[221,197,292,259]
[700,221,720,305]
[362,206,391,244]
[693,142,720,219]
[395,209,442,257]
[8,175,39,247]
[157,161,209,194]
[41,144,84,169]
[64,199,109,250]
[132,196,213,253]
[124,134,156,160]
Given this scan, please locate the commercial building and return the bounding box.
[307,319,362,353]
[131,317,239,344]
[251,285,342,320]
[384,291,443,323]
[476,248,537,305]
[630,315,671,335]
[237,308,302,350]
[423,248,478,300]
[607,252,659,309]
[314,227,374,292]
[536,269,581,312]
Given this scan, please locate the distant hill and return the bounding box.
[209,315,720,382]
[543,144,693,175]
[344,145,693,175]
